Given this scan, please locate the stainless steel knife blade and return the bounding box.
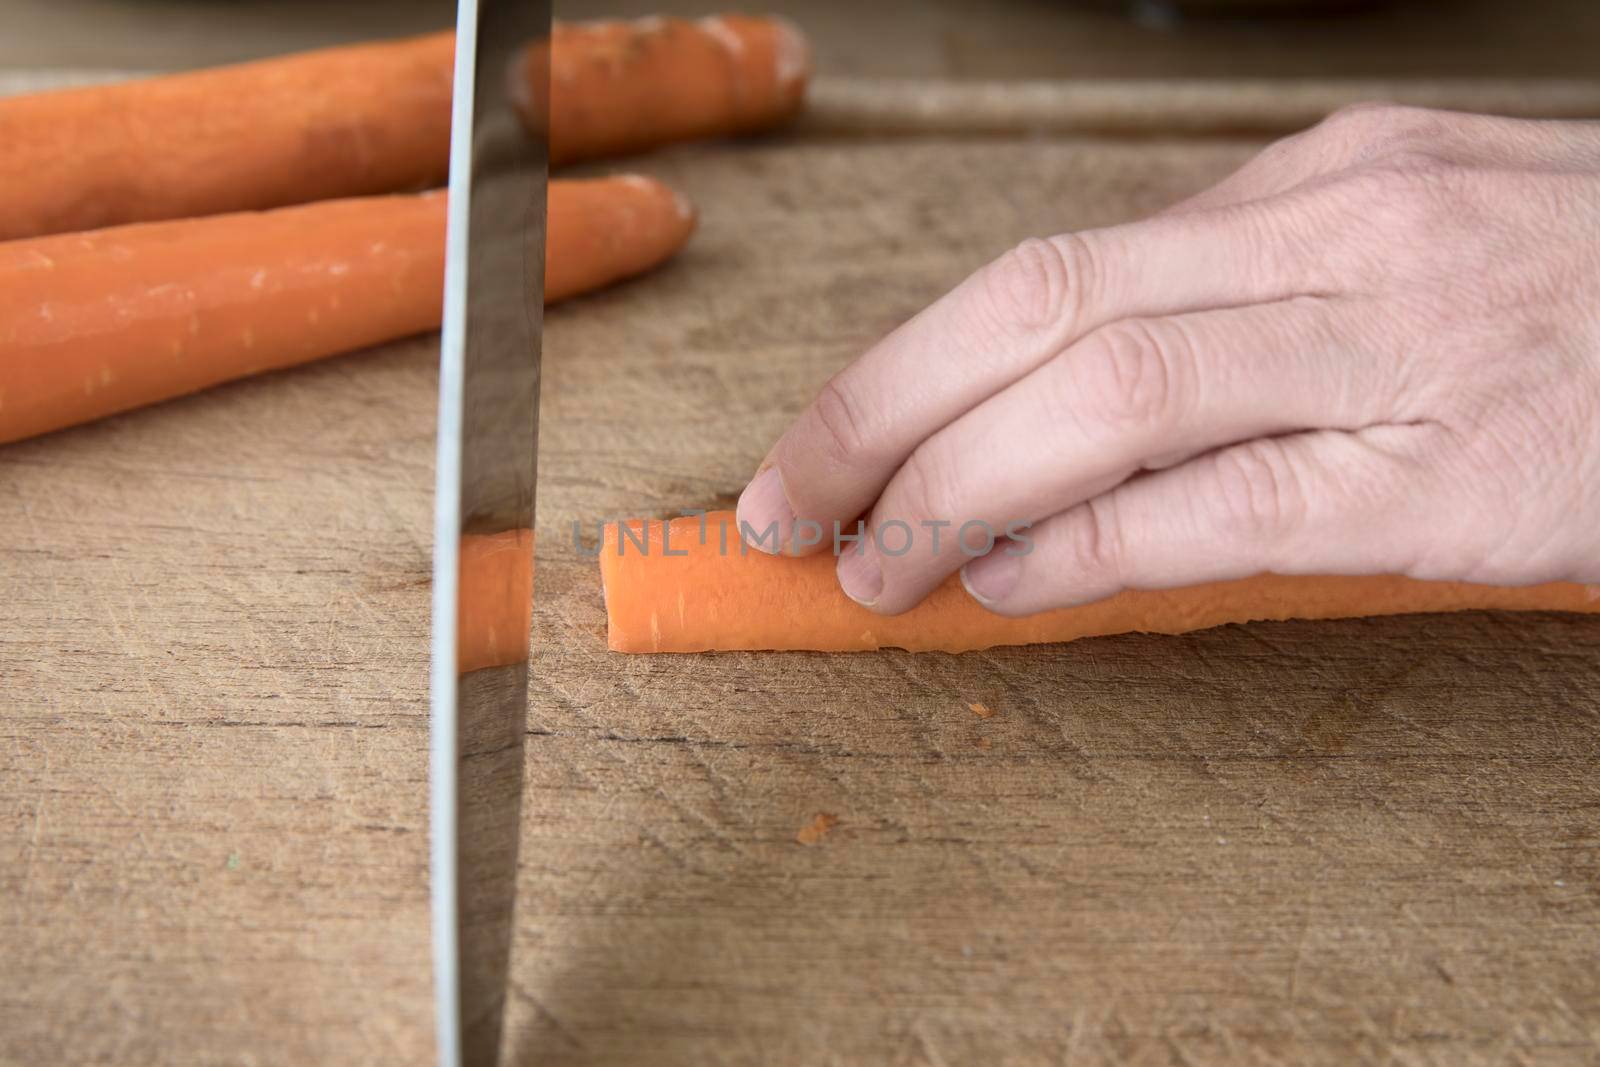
[430,1,551,1065]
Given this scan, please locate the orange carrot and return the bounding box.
[0,16,809,241]
[532,15,811,166]
[0,33,456,241]
[458,528,534,674]
[546,175,695,303]
[599,513,1600,653]
[0,192,447,446]
[0,175,693,445]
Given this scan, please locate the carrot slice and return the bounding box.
[533,15,811,166]
[0,16,809,240]
[0,176,693,445]
[599,513,1600,653]
[458,529,534,674]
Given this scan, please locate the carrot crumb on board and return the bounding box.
[975,736,993,750]
[796,812,839,846]
[968,702,995,719]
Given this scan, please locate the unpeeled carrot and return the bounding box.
[533,15,811,166]
[0,33,456,241]
[599,513,1600,653]
[0,175,693,445]
[0,16,809,241]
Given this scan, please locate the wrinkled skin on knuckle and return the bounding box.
[1055,497,1125,586]
[1068,321,1184,438]
[1316,102,1454,163]
[891,445,963,531]
[807,374,877,471]
[1206,440,1307,547]
[975,236,1082,337]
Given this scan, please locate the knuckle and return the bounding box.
[1207,440,1306,543]
[978,235,1083,334]
[1069,320,1185,434]
[893,445,962,526]
[810,374,875,466]
[1058,497,1125,582]
[1318,101,1431,147]
[1313,101,1399,146]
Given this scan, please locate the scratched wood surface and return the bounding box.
[4,129,1599,1065]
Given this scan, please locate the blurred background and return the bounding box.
[1,0,1596,81]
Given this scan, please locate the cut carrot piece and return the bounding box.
[458,528,534,674]
[0,175,692,445]
[532,15,811,166]
[599,513,1600,653]
[0,16,809,240]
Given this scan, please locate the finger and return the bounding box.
[737,198,1341,555]
[836,297,1400,613]
[957,426,1440,616]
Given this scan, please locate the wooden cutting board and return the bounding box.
[4,134,1598,1065]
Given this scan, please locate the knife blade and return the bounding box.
[430,1,551,1065]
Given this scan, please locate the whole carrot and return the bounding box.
[599,513,1600,653]
[0,176,693,445]
[0,16,808,241]
[0,33,456,241]
[532,15,811,165]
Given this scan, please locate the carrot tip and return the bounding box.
[769,16,813,93]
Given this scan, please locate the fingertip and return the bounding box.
[837,540,883,608]
[960,549,1022,610]
[735,466,793,556]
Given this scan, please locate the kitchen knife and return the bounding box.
[430,1,551,1065]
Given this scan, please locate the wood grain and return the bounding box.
[3,131,1599,1067]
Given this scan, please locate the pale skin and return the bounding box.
[735,104,1600,616]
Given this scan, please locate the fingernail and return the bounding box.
[961,550,1021,608]
[837,541,883,607]
[736,466,794,555]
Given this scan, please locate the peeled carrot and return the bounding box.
[0,16,809,241]
[546,175,696,303]
[0,175,693,445]
[458,528,534,674]
[0,33,456,241]
[533,15,811,166]
[599,513,1600,653]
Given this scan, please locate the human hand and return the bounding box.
[736,105,1600,616]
